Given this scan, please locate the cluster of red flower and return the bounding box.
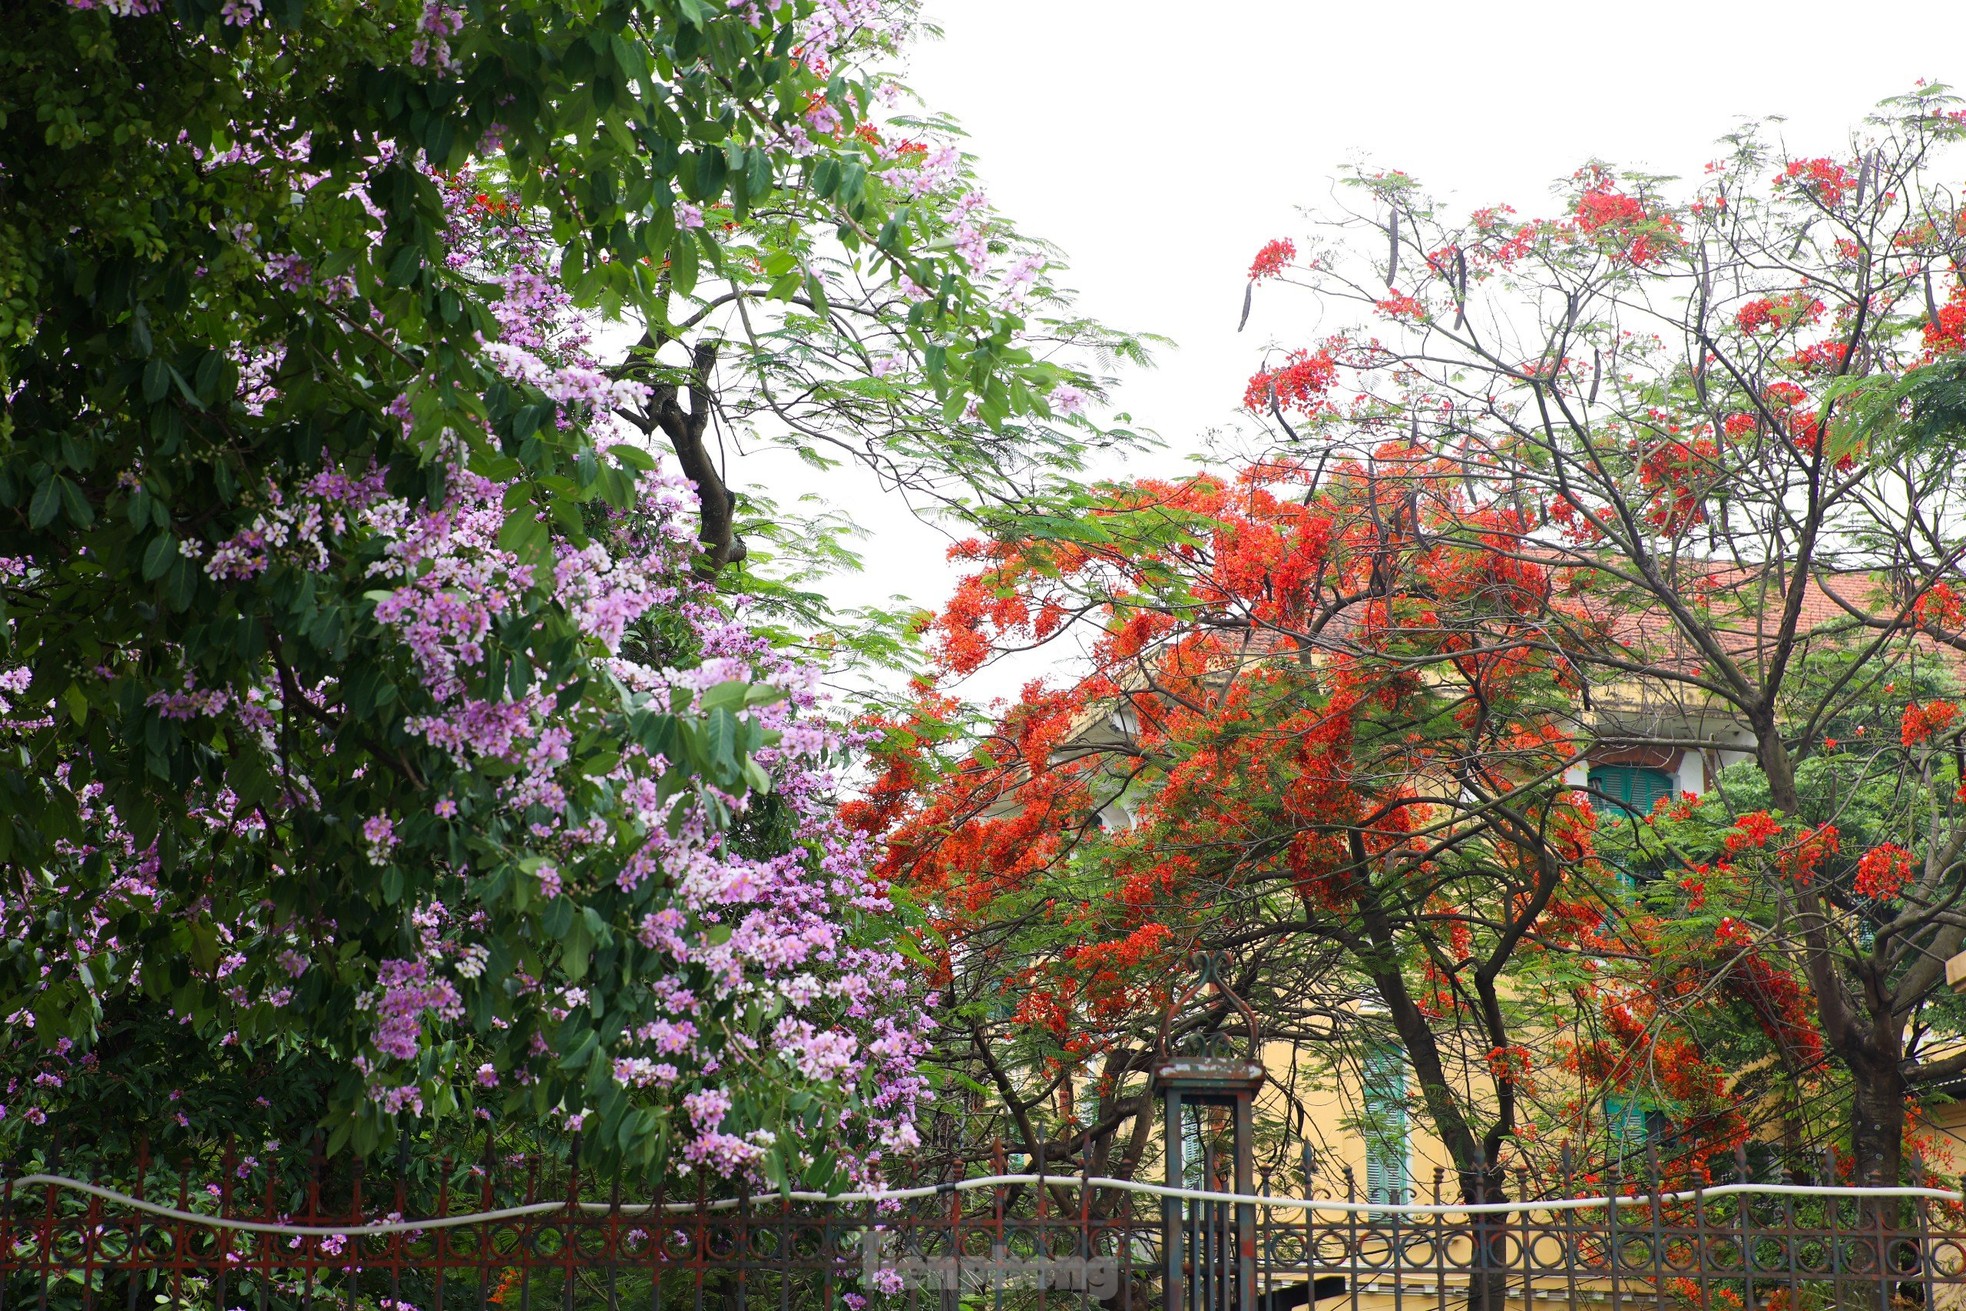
[1242,345,1340,415]
[1901,699,1959,746]
[1571,185,1678,266]
[1777,156,1858,206]
[1924,280,1966,355]
[1734,291,1825,335]
[1247,237,1295,281]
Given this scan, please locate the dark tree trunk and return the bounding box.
[1359,936,1511,1311]
[1849,1047,1907,1189]
[1758,718,1911,1190]
[618,336,747,573]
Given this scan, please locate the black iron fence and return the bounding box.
[6,1141,1966,1311]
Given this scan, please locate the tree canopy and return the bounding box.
[862,88,1966,1213]
[0,0,1127,1178]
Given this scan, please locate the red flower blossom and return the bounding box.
[1636,436,1718,534]
[1902,701,1959,746]
[1735,292,1825,335]
[1572,185,1678,265]
[1786,339,1854,374]
[1778,823,1839,885]
[1376,289,1427,320]
[1855,844,1915,900]
[1247,238,1296,282]
[1243,346,1340,415]
[1924,281,1966,356]
[1916,582,1966,629]
[1778,157,1858,206]
[1574,189,1649,233]
[1724,811,1782,853]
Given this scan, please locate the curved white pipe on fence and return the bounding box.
[6,1171,1964,1237]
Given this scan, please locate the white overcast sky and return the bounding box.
[770,0,1966,695]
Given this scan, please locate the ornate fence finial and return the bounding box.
[1157,949,1260,1068]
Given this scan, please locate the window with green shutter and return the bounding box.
[1363,1044,1409,1207]
[1605,1093,1666,1152]
[1588,765,1677,816]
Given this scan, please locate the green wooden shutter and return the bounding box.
[1605,1093,1646,1147]
[1363,1045,1409,1207]
[1589,766,1677,815]
[1606,1093,1665,1151]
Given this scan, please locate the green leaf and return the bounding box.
[558,1027,599,1072]
[542,892,575,939]
[670,230,699,296]
[193,349,225,405]
[563,914,593,981]
[698,680,750,714]
[703,708,738,769]
[694,148,726,201]
[141,533,177,581]
[167,366,200,407]
[497,507,550,567]
[166,556,197,610]
[811,157,838,198]
[28,476,61,529]
[607,443,655,472]
[836,161,866,209]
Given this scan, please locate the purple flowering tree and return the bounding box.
[4,166,933,1189]
[0,0,1134,1183]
